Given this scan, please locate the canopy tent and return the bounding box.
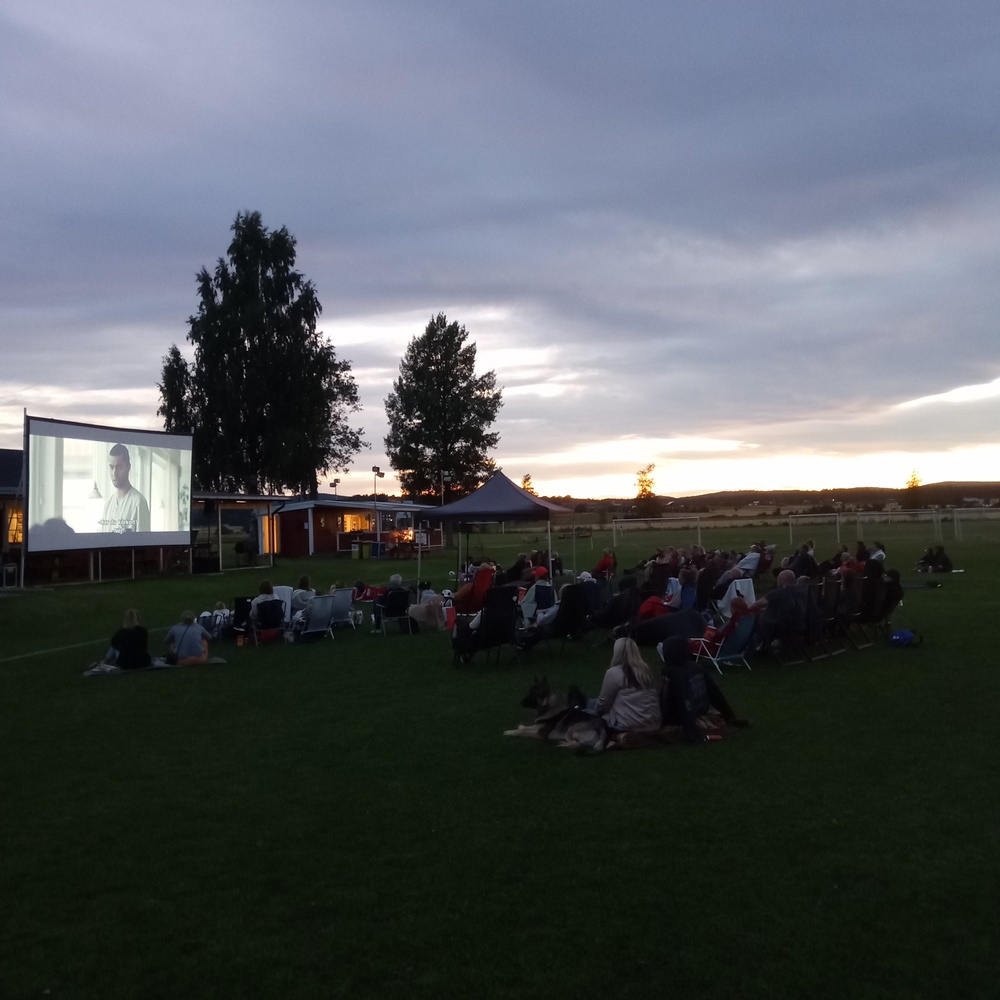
[432,472,575,577]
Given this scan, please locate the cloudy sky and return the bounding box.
[2,1,998,498]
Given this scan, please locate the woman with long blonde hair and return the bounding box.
[110,608,151,670]
[593,637,661,734]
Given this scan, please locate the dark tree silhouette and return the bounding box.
[384,313,502,501]
[157,211,363,495]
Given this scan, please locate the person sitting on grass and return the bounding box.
[165,610,213,666]
[592,637,661,738]
[658,636,750,741]
[931,545,953,573]
[85,608,153,674]
[110,608,152,670]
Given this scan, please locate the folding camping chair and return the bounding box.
[237,598,285,645]
[688,614,758,674]
[374,588,413,636]
[714,578,756,622]
[272,585,294,626]
[453,586,520,666]
[297,593,336,641]
[527,584,591,652]
[328,588,357,630]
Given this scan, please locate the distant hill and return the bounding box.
[547,482,1000,510]
[676,483,1000,508]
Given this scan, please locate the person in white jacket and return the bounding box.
[593,637,661,734]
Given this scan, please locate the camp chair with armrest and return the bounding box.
[587,584,641,648]
[518,580,552,625]
[851,574,886,648]
[466,566,495,614]
[533,581,555,614]
[545,584,592,651]
[245,598,286,645]
[328,588,357,630]
[771,585,826,666]
[272,586,294,625]
[375,587,413,636]
[688,614,758,674]
[453,585,520,666]
[297,593,337,641]
[714,578,756,622]
[817,577,848,656]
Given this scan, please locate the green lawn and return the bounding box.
[1,534,997,999]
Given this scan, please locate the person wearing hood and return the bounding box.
[658,636,750,741]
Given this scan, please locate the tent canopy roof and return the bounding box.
[434,471,573,521]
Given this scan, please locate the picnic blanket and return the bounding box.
[608,709,737,749]
[83,656,227,676]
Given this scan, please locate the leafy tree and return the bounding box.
[635,463,662,518]
[158,345,191,434]
[903,469,923,510]
[520,473,537,495]
[384,313,502,500]
[157,211,363,495]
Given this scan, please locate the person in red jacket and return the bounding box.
[592,548,616,580]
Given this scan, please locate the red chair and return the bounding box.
[454,566,495,614]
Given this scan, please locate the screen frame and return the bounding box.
[25,414,194,554]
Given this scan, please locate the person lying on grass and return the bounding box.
[165,610,212,666]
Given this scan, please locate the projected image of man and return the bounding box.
[101,444,150,533]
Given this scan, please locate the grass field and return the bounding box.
[2,530,998,999]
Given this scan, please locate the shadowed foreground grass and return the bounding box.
[1,540,998,999]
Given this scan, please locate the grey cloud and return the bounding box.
[1,1,997,488]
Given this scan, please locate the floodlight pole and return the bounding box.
[329,478,340,496]
[372,466,385,543]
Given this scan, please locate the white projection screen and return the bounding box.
[25,415,193,553]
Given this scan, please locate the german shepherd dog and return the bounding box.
[504,676,609,753]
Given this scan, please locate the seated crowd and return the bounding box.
[492,535,912,660]
[85,535,927,701]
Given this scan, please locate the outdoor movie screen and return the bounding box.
[25,415,193,553]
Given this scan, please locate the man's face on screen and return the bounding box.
[109,454,131,490]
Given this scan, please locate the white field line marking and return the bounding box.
[0,627,172,664]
